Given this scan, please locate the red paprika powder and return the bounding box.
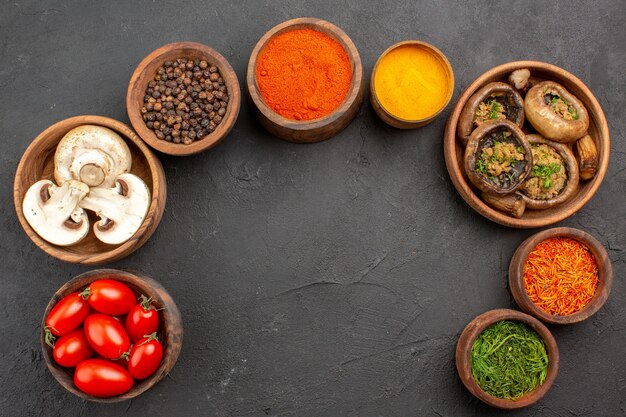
[256,28,352,121]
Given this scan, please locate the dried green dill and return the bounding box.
[470,320,549,400]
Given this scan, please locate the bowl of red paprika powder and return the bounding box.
[246,17,365,143]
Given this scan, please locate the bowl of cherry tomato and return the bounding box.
[41,269,183,402]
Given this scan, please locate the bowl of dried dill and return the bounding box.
[509,227,613,324]
[456,309,559,409]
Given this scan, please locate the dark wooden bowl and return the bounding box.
[41,269,183,403]
[13,115,166,264]
[370,40,454,129]
[444,61,610,228]
[456,309,559,409]
[127,42,241,155]
[246,17,365,143]
[509,227,613,324]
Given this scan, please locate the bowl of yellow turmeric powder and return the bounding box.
[246,17,365,143]
[370,40,454,129]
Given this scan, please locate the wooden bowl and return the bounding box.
[246,17,365,143]
[370,40,454,128]
[127,42,241,155]
[41,269,183,403]
[456,309,559,409]
[444,61,610,228]
[509,227,613,324]
[14,115,166,264]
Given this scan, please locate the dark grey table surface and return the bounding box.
[1,1,624,416]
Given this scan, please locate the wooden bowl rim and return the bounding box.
[13,115,166,264]
[455,308,559,409]
[41,268,183,403]
[443,60,610,228]
[508,227,613,324]
[126,41,241,156]
[370,40,455,124]
[246,17,364,130]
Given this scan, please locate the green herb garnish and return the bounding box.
[476,158,486,174]
[531,163,561,189]
[506,171,516,184]
[471,320,549,400]
[489,100,501,119]
[568,107,579,120]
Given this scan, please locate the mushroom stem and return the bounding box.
[481,192,526,219]
[575,134,598,180]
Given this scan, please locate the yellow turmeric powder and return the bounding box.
[374,44,451,120]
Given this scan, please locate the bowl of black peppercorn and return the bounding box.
[127,42,241,156]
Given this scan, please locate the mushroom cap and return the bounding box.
[518,134,580,209]
[79,173,150,245]
[464,119,533,195]
[457,82,525,146]
[54,125,132,188]
[524,81,589,143]
[22,179,90,246]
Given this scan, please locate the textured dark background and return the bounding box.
[1,1,624,416]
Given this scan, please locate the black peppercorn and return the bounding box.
[142,57,230,144]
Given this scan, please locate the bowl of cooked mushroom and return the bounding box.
[14,115,166,264]
[444,61,609,228]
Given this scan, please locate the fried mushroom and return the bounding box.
[457,82,525,146]
[464,119,532,195]
[524,81,589,143]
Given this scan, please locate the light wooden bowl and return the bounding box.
[444,61,610,228]
[246,17,365,143]
[41,269,183,402]
[456,309,559,409]
[13,115,166,264]
[370,40,454,128]
[509,227,613,324]
[127,42,241,156]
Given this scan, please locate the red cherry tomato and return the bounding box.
[52,328,94,367]
[128,333,163,380]
[44,292,91,346]
[74,359,134,398]
[82,280,136,315]
[84,314,131,359]
[125,295,160,343]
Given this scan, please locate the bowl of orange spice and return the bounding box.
[370,40,454,129]
[509,227,613,324]
[246,17,365,143]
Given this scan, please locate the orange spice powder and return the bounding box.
[523,237,599,316]
[256,28,352,121]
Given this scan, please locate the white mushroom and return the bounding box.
[79,173,150,245]
[54,125,132,188]
[22,179,90,246]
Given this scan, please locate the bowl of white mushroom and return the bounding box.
[14,115,166,264]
